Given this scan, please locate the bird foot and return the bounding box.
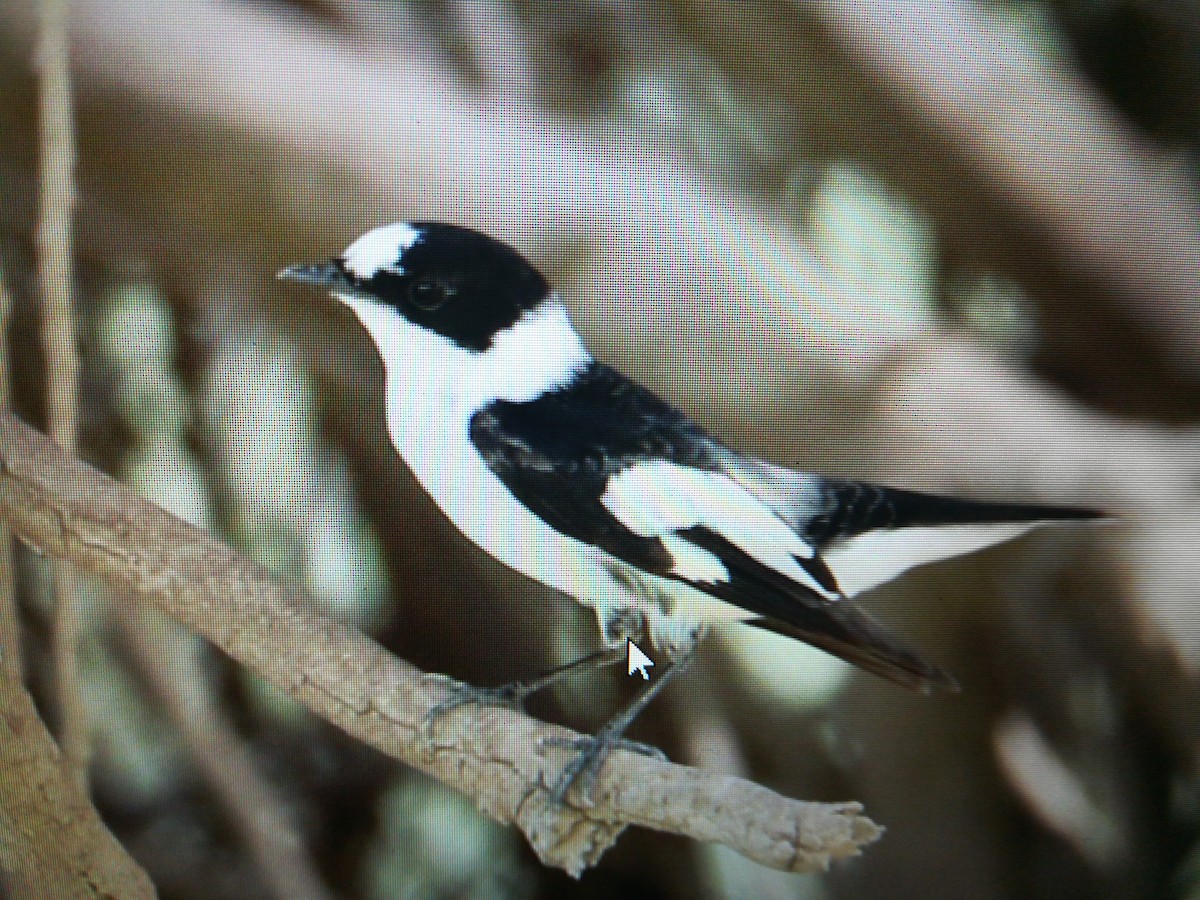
[422,678,529,735]
[540,732,668,805]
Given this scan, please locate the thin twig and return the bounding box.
[36,0,77,450]
[0,411,882,877]
[0,272,20,678]
[118,604,335,900]
[35,0,87,786]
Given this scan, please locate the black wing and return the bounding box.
[468,364,716,576]
[469,363,961,692]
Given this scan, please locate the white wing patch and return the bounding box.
[601,460,836,598]
[823,522,1037,597]
[342,222,422,279]
[659,534,729,584]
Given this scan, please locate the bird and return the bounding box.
[278,221,1100,801]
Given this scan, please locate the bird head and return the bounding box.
[279,222,590,407]
[278,221,552,354]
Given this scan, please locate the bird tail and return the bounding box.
[747,603,961,694]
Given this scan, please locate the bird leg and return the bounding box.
[423,645,625,728]
[542,645,693,805]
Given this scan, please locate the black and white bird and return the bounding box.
[279,222,1098,798]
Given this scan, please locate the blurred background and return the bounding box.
[2,0,1200,897]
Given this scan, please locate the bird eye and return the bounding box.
[409,277,450,310]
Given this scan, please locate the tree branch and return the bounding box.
[0,411,881,877]
[807,0,1200,370]
[0,564,153,898]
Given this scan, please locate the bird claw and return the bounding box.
[422,680,526,735]
[540,732,668,805]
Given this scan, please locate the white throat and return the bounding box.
[338,293,591,478]
[473,299,593,405]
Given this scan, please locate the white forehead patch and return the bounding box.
[341,222,422,279]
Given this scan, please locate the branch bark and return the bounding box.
[0,659,157,898]
[0,0,932,393]
[8,0,1195,419]
[0,411,882,876]
[677,0,1200,390]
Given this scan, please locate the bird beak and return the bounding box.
[276,260,349,288]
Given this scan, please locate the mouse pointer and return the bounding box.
[626,638,654,680]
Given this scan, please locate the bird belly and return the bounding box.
[596,558,752,657]
[390,401,637,614]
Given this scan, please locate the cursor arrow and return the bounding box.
[626,638,654,680]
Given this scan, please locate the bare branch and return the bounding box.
[0,0,1191,431]
[678,0,1200,382]
[0,608,154,897]
[35,0,87,785]
[35,0,77,448]
[0,0,924,393]
[0,411,881,876]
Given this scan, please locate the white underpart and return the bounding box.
[601,460,836,600]
[824,521,1037,597]
[341,222,421,279]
